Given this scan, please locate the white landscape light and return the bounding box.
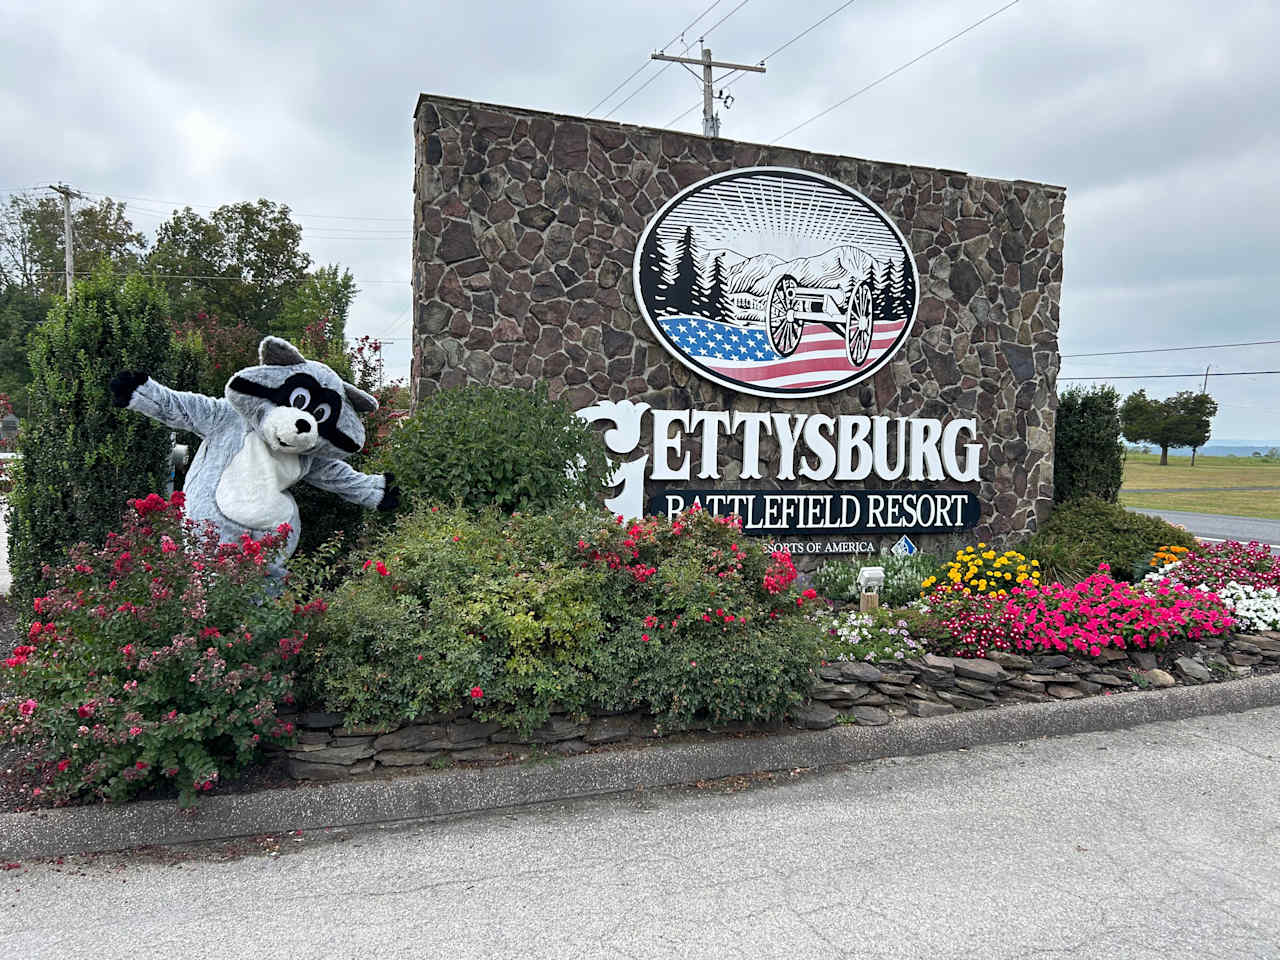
[857,566,885,594]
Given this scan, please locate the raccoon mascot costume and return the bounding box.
[109,336,399,565]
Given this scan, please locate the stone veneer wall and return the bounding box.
[411,93,1066,548]
[284,631,1279,781]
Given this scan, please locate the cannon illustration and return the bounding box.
[765,276,875,366]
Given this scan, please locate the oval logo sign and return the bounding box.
[634,167,919,399]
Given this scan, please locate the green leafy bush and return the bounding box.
[373,383,609,514]
[813,551,941,607]
[308,505,821,735]
[1054,385,1125,504]
[307,507,616,734]
[2,492,319,806]
[1023,496,1196,583]
[6,269,174,600]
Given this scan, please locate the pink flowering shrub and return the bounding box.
[1,492,322,806]
[310,504,820,736]
[1151,540,1279,592]
[922,564,1234,659]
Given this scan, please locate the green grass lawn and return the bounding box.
[1120,453,1280,520]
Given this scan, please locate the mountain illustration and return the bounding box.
[723,244,876,301]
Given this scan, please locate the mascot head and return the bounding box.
[226,336,378,458]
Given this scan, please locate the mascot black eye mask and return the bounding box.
[110,336,400,563]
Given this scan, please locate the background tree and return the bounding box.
[0,193,146,296]
[277,264,357,345]
[147,199,311,333]
[0,193,148,416]
[1053,384,1125,503]
[1120,389,1219,466]
[7,267,175,600]
[0,285,50,416]
[170,309,262,397]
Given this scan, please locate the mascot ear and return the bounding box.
[344,382,379,414]
[259,336,307,366]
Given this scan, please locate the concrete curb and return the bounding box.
[4,673,1280,860]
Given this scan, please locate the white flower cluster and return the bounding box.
[1215,582,1280,632]
[826,612,925,662]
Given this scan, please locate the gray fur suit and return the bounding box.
[110,336,399,559]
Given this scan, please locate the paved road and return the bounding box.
[3,707,1278,959]
[1130,507,1280,548]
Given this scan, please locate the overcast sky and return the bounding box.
[2,0,1276,443]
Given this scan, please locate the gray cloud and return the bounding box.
[2,0,1275,441]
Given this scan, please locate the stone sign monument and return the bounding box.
[411,93,1065,555]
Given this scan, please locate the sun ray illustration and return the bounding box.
[637,168,918,399]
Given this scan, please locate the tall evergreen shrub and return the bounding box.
[6,268,173,599]
[1053,384,1125,504]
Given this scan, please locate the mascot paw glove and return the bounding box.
[378,473,401,512]
[109,370,149,408]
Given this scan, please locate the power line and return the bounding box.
[604,0,750,119]
[1062,338,1280,359]
[759,0,859,62]
[666,0,861,128]
[586,0,725,115]
[1059,370,1280,381]
[772,0,1022,143]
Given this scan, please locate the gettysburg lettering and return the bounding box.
[645,411,981,482]
[577,400,984,530]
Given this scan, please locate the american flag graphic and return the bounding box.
[657,315,907,392]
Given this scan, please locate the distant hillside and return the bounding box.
[1135,445,1280,458]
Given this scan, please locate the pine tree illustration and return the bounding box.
[705,254,732,323]
[865,261,884,322]
[638,230,670,317]
[894,254,916,320]
[668,225,702,317]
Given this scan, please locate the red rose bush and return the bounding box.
[2,492,321,806]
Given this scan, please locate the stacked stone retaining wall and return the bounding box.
[284,632,1279,781]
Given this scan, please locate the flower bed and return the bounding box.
[7,484,1279,798]
[1147,541,1280,632]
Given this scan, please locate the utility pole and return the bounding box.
[48,184,83,299]
[651,45,765,138]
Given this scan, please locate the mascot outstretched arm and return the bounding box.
[109,335,399,560]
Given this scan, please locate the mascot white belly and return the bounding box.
[215,430,304,531]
